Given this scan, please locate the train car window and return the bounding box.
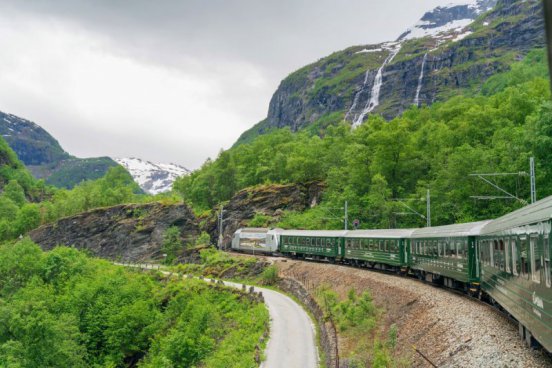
[520,237,529,279]
[512,239,519,276]
[531,235,541,284]
[495,240,502,270]
[433,241,438,257]
[544,234,550,287]
[456,241,462,259]
[489,241,495,268]
[480,241,486,265]
[505,239,511,273]
[437,241,442,257]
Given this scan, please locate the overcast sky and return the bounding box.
[0,0,461,169]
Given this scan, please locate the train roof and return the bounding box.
[234,228,269,234]
[345,229,415,238]
[280,229,348,237]
[480,195,552,235]
[411,220,492,238]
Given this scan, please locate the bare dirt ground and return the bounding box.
[273,259,551,368]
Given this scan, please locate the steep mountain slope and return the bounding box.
[0,135,46,202]
[237,0,544,144]
[114,157,189,194]
[0,112,69,165]
[0,111,120,188]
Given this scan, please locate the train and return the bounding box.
[231,195,552,352]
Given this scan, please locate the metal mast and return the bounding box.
[426,189,431,227]
[344,201,348,230]
[530,157,537,204]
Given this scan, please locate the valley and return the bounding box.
[0,0,551,366]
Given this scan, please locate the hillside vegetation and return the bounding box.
[174,49,552,228]
[0,240,268,368]
[0,138,179,242]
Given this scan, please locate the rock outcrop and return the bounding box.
[207,181,325,247]
[30,202,200,261]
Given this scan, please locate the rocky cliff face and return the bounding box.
[206,181,325,246]
[29,202,200,261]
[237,0,544,143]
[28,182,323,258]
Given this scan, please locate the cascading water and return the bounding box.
[351,44,401,128]
[345,63,373,122]
[413,53,428,107]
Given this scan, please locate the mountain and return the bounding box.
[114,157,190,195]
[0,111,121,189]
[236,0,544,144]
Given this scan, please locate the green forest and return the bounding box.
[174,49,552,229]
[0,240,268,368]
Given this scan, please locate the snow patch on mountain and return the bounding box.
[114,157,190,195]
[398,0,496,41]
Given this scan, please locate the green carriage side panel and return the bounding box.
[280,234,341,259]
[344,237,403,266]
[410,221,490,283]
[343,229,415,268]
[410,237,471,282]
[479,209,552,353]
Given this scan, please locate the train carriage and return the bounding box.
[343,229,415,271]
[410,221,491,290]
[279,230,347,261]
[478,196,552,351]
[231,228,280,254]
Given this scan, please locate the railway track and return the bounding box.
[273,255,552,367]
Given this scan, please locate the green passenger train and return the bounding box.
[232,195,552,352]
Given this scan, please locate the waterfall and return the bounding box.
[351,44,401,128]
[413,53,428,107]
[344,64,373,122]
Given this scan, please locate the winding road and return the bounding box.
[117,263,318,368]
[226,281,318,368]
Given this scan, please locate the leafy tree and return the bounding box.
[3,180,26,207]
[162,226,182,264]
